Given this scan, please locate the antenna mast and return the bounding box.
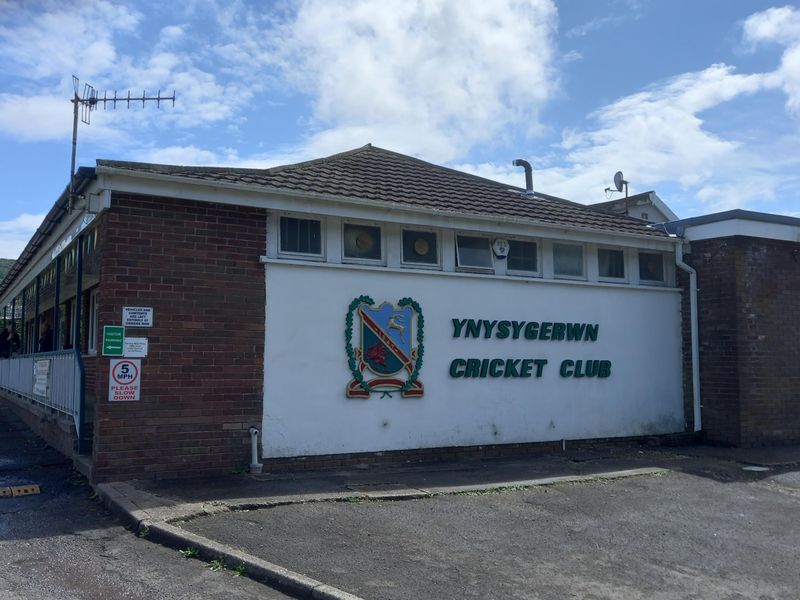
[69,75,176,211]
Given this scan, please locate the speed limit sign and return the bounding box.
[109,359,141,402]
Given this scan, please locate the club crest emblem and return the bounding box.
[345,295,424,398]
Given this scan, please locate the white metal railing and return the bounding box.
[0,349,84,440]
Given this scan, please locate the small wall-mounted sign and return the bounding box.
[32,359,51,398]
[102,326,125,356]
[123,337,148,358]
[109,358,141,402]
[122,306,153,328]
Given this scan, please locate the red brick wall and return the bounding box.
[735,237,800,445]
[686,236,800,446]
[91,193,266,481]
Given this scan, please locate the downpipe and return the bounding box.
[675,242,702,432]
[248,426,263,474]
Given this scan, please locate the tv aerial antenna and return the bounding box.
[69,75,176,211]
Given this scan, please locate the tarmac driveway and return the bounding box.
[183,464,800,599]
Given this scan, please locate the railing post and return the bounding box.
[53,257,61,350]
[20,288,26,354]
[10,298,15,351]
[34,274,41,353]
[74,237,83,351]
[74,234,89,454]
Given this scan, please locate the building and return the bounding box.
[664,210,800,447]
[0,144,793,482]
[589,191,678,223]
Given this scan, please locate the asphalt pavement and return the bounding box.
[5,396,800,600]
[99,441,800,600]
[0,402,294,600]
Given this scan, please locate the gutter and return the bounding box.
[675,242,701,432]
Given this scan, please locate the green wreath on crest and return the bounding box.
[345,295,425,395]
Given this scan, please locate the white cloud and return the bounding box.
[134,145,224,165]
[266,0,559,163]
[565,15,628,39]
[742,6,800,47]
[0,1,139,80]
[743,6,800,114]
[0,213,45,260]
[0,1,252,143]
[452,162,521,188]
[0,93,125,142]
[513,64,772,206]
[696,176,780,212]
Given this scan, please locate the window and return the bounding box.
[598,248,625,279]
[455,235,493,271]
[402,230,438,266]
[553,243,584,278]
[343,223,382,262]
[88,288,99,354]
[507,240,538,274]
[279,216,322,256]
[639,252,665,283]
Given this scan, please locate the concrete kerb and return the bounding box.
[146,522,365,600]
[95,482,367,600]
[95,466,667,600]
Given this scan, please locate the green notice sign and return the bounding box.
[103,326,125,356]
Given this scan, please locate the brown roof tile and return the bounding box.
[98,145,667,238]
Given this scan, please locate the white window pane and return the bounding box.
[639,252,664,281]
[402,230,438,264]
[343,224,382,260]
[280,217,322,254]
[508,240,537,272]
[554,244,584,277]
[598,249,625,278]
[456,236,493,269]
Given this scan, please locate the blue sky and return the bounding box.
[1,0,799,258]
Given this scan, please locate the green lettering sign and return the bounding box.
[102,326,125,357]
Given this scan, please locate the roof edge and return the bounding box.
[97,163,673,242]
[665,208,800,231]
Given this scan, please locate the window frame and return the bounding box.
[400,228,441,269]
[597,246,627,283]
[277,213,326,261]
[455,233,495,273]
[638,251,666,285]
[341,220,386,265]
[505,237,540,277]
[552,242,586,280]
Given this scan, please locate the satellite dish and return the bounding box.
[613,171,625,192]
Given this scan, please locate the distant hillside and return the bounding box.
[0,258,15,281]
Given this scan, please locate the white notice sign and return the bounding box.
[109,359,141,402]
[123,337,148,358]
[122,306,153,327]
[33,359,51,398]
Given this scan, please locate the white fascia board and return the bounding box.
[0,181,105,305]
[261,256,683,293]
[649,192,679,221]
[684,219,800,243]
[97,167,678,251]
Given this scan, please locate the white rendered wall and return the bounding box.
[262,262,685,458]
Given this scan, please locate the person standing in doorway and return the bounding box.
[39,319,54,353]
[3,323,20,357]
[0,326,9,359]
